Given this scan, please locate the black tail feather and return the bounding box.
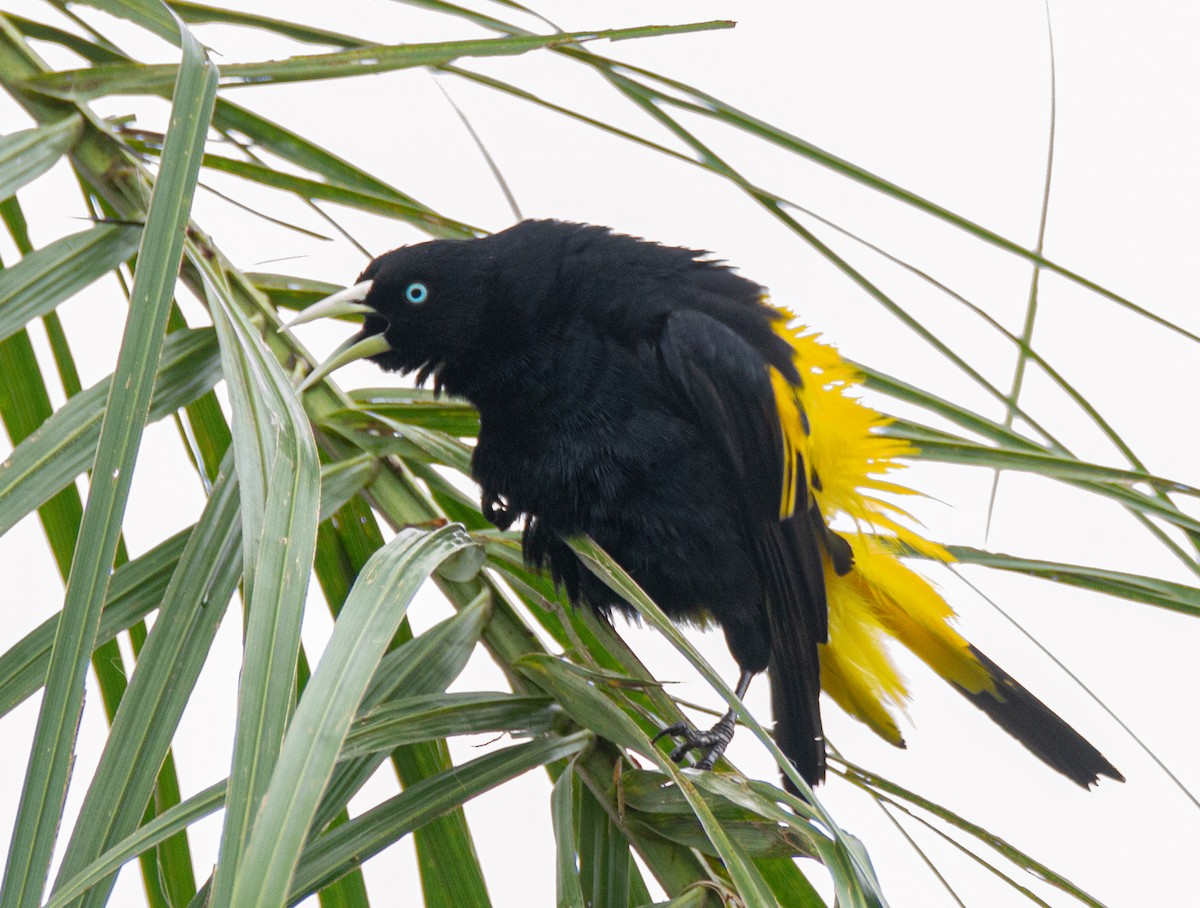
[769,659,824,792]
[960,646,1123,787]
[759,512,830,791]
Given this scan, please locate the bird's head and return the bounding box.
[284,234,498,393]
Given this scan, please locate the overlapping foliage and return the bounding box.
[0,3,1193,906]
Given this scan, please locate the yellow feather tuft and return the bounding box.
[769,307,990,738]
[846,537,993,696]
[819,557,909,745]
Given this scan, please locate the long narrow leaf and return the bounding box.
[0,224,140,345]
[194,154,478,236]
[70,0,185,45]
[27,24,734,99]
[516,653,782,908]
[888,428,1199,496]
[550,766,586,908]
[946,546,1200,616]
[0,116,81,201]
[44,783,227,908]
[340,692,558,761]
[314,599,491,834]
[0,529,188,718]
[231,524,479,907]
[0,30,216,908]
[567,539,886,907]
[0,328,221,536]
[291,733,591,901]
[50,465,241,908]
[169,0,364,46]
[202,263,321,903]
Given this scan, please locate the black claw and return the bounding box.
[651,722,692,745]
[481,490,517,530]
[654,715,736,769]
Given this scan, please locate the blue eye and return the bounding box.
[404,281,429,305]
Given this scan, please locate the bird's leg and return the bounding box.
[653,669,756,771]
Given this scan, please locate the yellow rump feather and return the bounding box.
[768,307,996,741]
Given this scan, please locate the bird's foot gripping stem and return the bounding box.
[653,669,755,771]
[653,710,737,771]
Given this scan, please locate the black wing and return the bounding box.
[655,308,829,785]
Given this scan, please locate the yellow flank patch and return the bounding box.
[769,366,808,519]
[769,306,990,738]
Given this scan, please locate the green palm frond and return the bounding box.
[0,4,1191,907]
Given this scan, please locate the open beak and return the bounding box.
[281,280,376,328]
[280,280,392,391]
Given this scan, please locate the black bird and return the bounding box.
[289,219,1123,790]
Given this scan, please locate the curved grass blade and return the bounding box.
[315,453,377,518]
[343,388,480,436]
[0,116,81,201]
[566,539,886,907]
[323,413,474,473]
[516,653,785,908]
[945,546,1200,617]
[195,155,480,237]
[0,26,216,907]
[307,495,495,908]
[27,24,734,100]
[210,101,452,231]
[0,327,221,536]
[314,597,491,833]
[888,429,1200,497]
[0,528,188,718]
[200,269,321,905]
[985,2,1059,536]
[837,760,1102,907]
[0,223,140,344]
[290,732,591,902]
[339,692,559,761]
[71,0,184,45]
[550,765,587,908]
[43,781,226,908]
[2,16,126,64]
[247,273,343,313]
[297,442,499,908]
[49,463,241,908]
[168,0,365,46]
[229,524,479,908]
[363,599,493,710]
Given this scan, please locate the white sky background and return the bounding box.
[1,1,1198,905]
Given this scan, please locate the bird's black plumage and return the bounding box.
[317,218,1122,791]
[356,219,834,784]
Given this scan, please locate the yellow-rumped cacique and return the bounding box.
[288,219,1122,791]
